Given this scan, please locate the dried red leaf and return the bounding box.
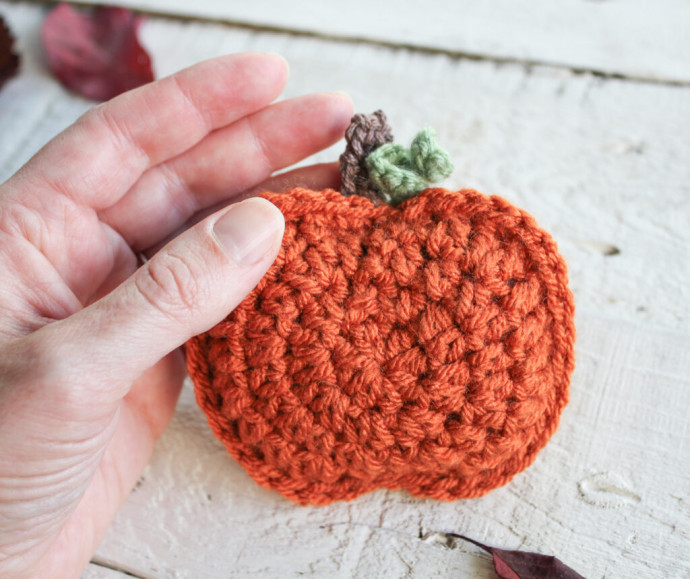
[41,3,153,101]
[446,533,586,579]
[0,15,20,90]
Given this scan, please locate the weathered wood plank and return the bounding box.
[82,562,139,579]
[0,3,688,577]
[3,2,687,331]
[73,0,690,84]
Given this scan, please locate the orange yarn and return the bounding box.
[186,187,575,505]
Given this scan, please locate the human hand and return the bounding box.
[0,53,353,577]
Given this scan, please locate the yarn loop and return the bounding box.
[339,110,393,203]
[366,128,454,205]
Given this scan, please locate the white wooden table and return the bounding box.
[1,2,689,577]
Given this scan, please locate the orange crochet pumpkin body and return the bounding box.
[186,187,575,505]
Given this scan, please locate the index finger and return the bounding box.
[7,52,288,211]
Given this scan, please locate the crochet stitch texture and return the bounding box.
[186,187,575,506]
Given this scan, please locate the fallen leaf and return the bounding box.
[41,2,153,101]
[0,15,20,90]
[446,533,586,579]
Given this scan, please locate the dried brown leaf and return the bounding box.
[41,3,153,101]
[446,533,586,579]
[0,15,20,90]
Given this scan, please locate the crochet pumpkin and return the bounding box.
[186,112,575,506]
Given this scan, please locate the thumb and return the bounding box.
[39,197,284,399]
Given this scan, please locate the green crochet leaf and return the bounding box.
[365,127,453,205]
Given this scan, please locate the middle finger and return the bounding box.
[99,92,353,251]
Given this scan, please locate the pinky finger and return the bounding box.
[245,162,342,199]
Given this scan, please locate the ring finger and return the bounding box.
[99,92,353,252]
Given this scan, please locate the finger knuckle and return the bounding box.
[135,250,205,323]
[0,334,75,413]
[85,105,151,168]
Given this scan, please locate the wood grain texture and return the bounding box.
[0,3,687,578]
[73,0,690,84]
[83,562,136,579]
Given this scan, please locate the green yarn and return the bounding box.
[365,127,454,206]
[366,144,428,204]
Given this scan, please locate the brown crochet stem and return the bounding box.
[339,110,393,203]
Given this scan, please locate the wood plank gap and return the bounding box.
[21,0,690,89]
[89,558,149,579]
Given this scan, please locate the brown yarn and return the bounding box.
[186,187,576,506]
[339,110,393,203]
